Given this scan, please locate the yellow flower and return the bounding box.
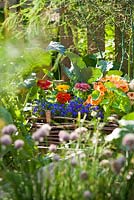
[56,84,70,91]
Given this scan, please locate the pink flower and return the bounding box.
[49,144,57,152]
[111,156,126,174]
[0,135,12,145]
[14,139,24,149]
[2,124,17,135]
[59,130,70,142]
[83,190,92,199]
[74,83,90,92]
[122,133,134,150]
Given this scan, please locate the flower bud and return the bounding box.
[0,135,12,145]
[111,156,126,174]
[83,190,92,199]
[14,139,24,149]
[2,124,17,135]
[70,157,77,167]
[52,154,60,162]
[129,80,134,91]
[49,144,57,152]
[122,133,134,150]
[59,130,70,142]
[74,127,88,135]
[70,131,79,141]
[80,171,88,180]
[100,159,110,167]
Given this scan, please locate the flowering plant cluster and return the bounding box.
[34,75,133,120]
[33,97,103,119]
[33,80,103,120]
[84,74,133,119]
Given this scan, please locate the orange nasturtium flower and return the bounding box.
[93,82,107,94]
[100,75,129,93]
[56,84,70,91]
[84,94,103,106]
[115,80,129,93]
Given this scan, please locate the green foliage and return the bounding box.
[107,70,123,76]
[0,41,52,96]
[83,54,97,67]
[122,112,134,120]
[0,106,13,124]
[91,90,100,100]
[64,51,102,83]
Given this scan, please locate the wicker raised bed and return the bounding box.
[28,115,78,146]
[28,111,118,147]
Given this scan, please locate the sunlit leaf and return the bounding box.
[119,97,131,113]
[88,68,102,83]
[122,112,134,120]
[66,52,86,69]
[107,70,123,76]
[91,90,100,100]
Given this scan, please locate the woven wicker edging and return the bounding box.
[28,113,119,146]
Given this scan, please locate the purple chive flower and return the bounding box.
[32,124,51,141]
[83,190,92,199]
[32,131,41,141]
[0,135,12,145]
[71,157,77,167]
[122,133,134,150]
[74,127,88,135]
[59,130,70,142]
[111,156,126,174]
[14,139,24,149]
[52,154,60,162]
[80,171,88,180]
[70,131,79,141]
[2,124,17,135]
[49,144,57,152]
[74,83,90,91]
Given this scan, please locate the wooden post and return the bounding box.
[59,7,74,81]
[87,16,105,56]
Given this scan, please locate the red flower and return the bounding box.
[56,92,71,104]
[37,80,52,90]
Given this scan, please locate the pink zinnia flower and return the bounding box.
[74,83,90,92]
